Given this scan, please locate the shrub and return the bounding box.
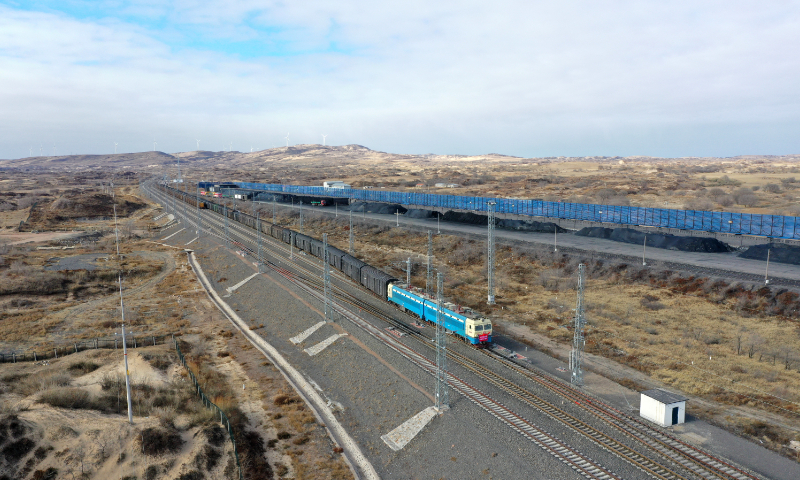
[202,425,226,447]
[640,296,666,311]
[1,437,36,463]
[17,373,71,396]
[140,427,184,456]
[32,468,58,480]
[194,444,221,471]
[38,388,93,410]
[177,471,204,480]
[143,465,160,480]
[67,361,100,375]
[273,394,300,406]
[141,353,173,372]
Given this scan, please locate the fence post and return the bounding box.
[95,338,98,349]
[13,353,16,363]
[54,348,58,358]
[74,344,78,353]
[34,352,37,362]
[152,336,156,346]
[133,337,137,348]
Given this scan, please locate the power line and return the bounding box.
[487,201,496,305]
[435,272,449,412]
[570,264,586,387]
[324,233,332,322]
[426,231,433,296]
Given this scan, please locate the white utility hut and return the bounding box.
[640,389,688,427]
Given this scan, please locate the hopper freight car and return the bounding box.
[161,185,491,346]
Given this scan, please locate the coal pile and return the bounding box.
[350,202,407,215]
[739,243,800,265]
[575,227,734,253]
[441,210,487,224]
[497,219,568,233]
[405,209,435,219]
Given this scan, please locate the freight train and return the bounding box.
[161,184,492,346]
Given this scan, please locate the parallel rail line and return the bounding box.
[150,182,765,480]
[148,183,622,479]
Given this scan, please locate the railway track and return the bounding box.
[148,182,766,480]
[147,183,625,479]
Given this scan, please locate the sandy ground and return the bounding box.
[0,231,83,245]
[0,208,29,230]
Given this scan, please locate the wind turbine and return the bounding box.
[153,140,157,152]
[196,139,200,150]
[52,145,55,156]
[285,133,290,147]
[114,142,118,154]
[39,144,42,156]
[29,147,32,157]
[322,134,327,146]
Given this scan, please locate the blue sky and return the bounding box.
[2,1,800,159]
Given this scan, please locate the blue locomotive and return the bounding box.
[387,282,492,346]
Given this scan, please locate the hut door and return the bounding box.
[671,407,679,425]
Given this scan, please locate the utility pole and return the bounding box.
[113,204,120,255]
[554,225,558,252]
[435,272,449,412]
[118,275,133,424]
[349,210,354,254]
[182,182,187,223]
[406,257,411,285]
[487,201,496,305]
[323,233,332,322]
[299,201,304,232]
[272,197,276,224]
[196,183,201,236]
[426,231,433,296]
[765,248,771,285]
[257,213,263,273]
[224,204,229,246]
[395,210,400,227]
[642,234,647,266]
[570,264,586,387]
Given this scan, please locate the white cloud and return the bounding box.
[1,2,799,158]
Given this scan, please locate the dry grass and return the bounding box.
[291,215,800,430]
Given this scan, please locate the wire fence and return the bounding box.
[175,339,243,480]
[0,335,172,364]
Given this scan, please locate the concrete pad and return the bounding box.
[225,272,260,295]
[305,334,347,356]
[290,321,327,345]
[381,406,438,451]
[161,228,185,241]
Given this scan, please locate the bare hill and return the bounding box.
[0,151,177,170]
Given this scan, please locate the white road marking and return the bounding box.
[290,321,327,345]
[305,334,347,356]
[185,236,199,245]
[185,252,379,480]
[225,272,260,294]
[381,406,438,451]
[161,228,185,241]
